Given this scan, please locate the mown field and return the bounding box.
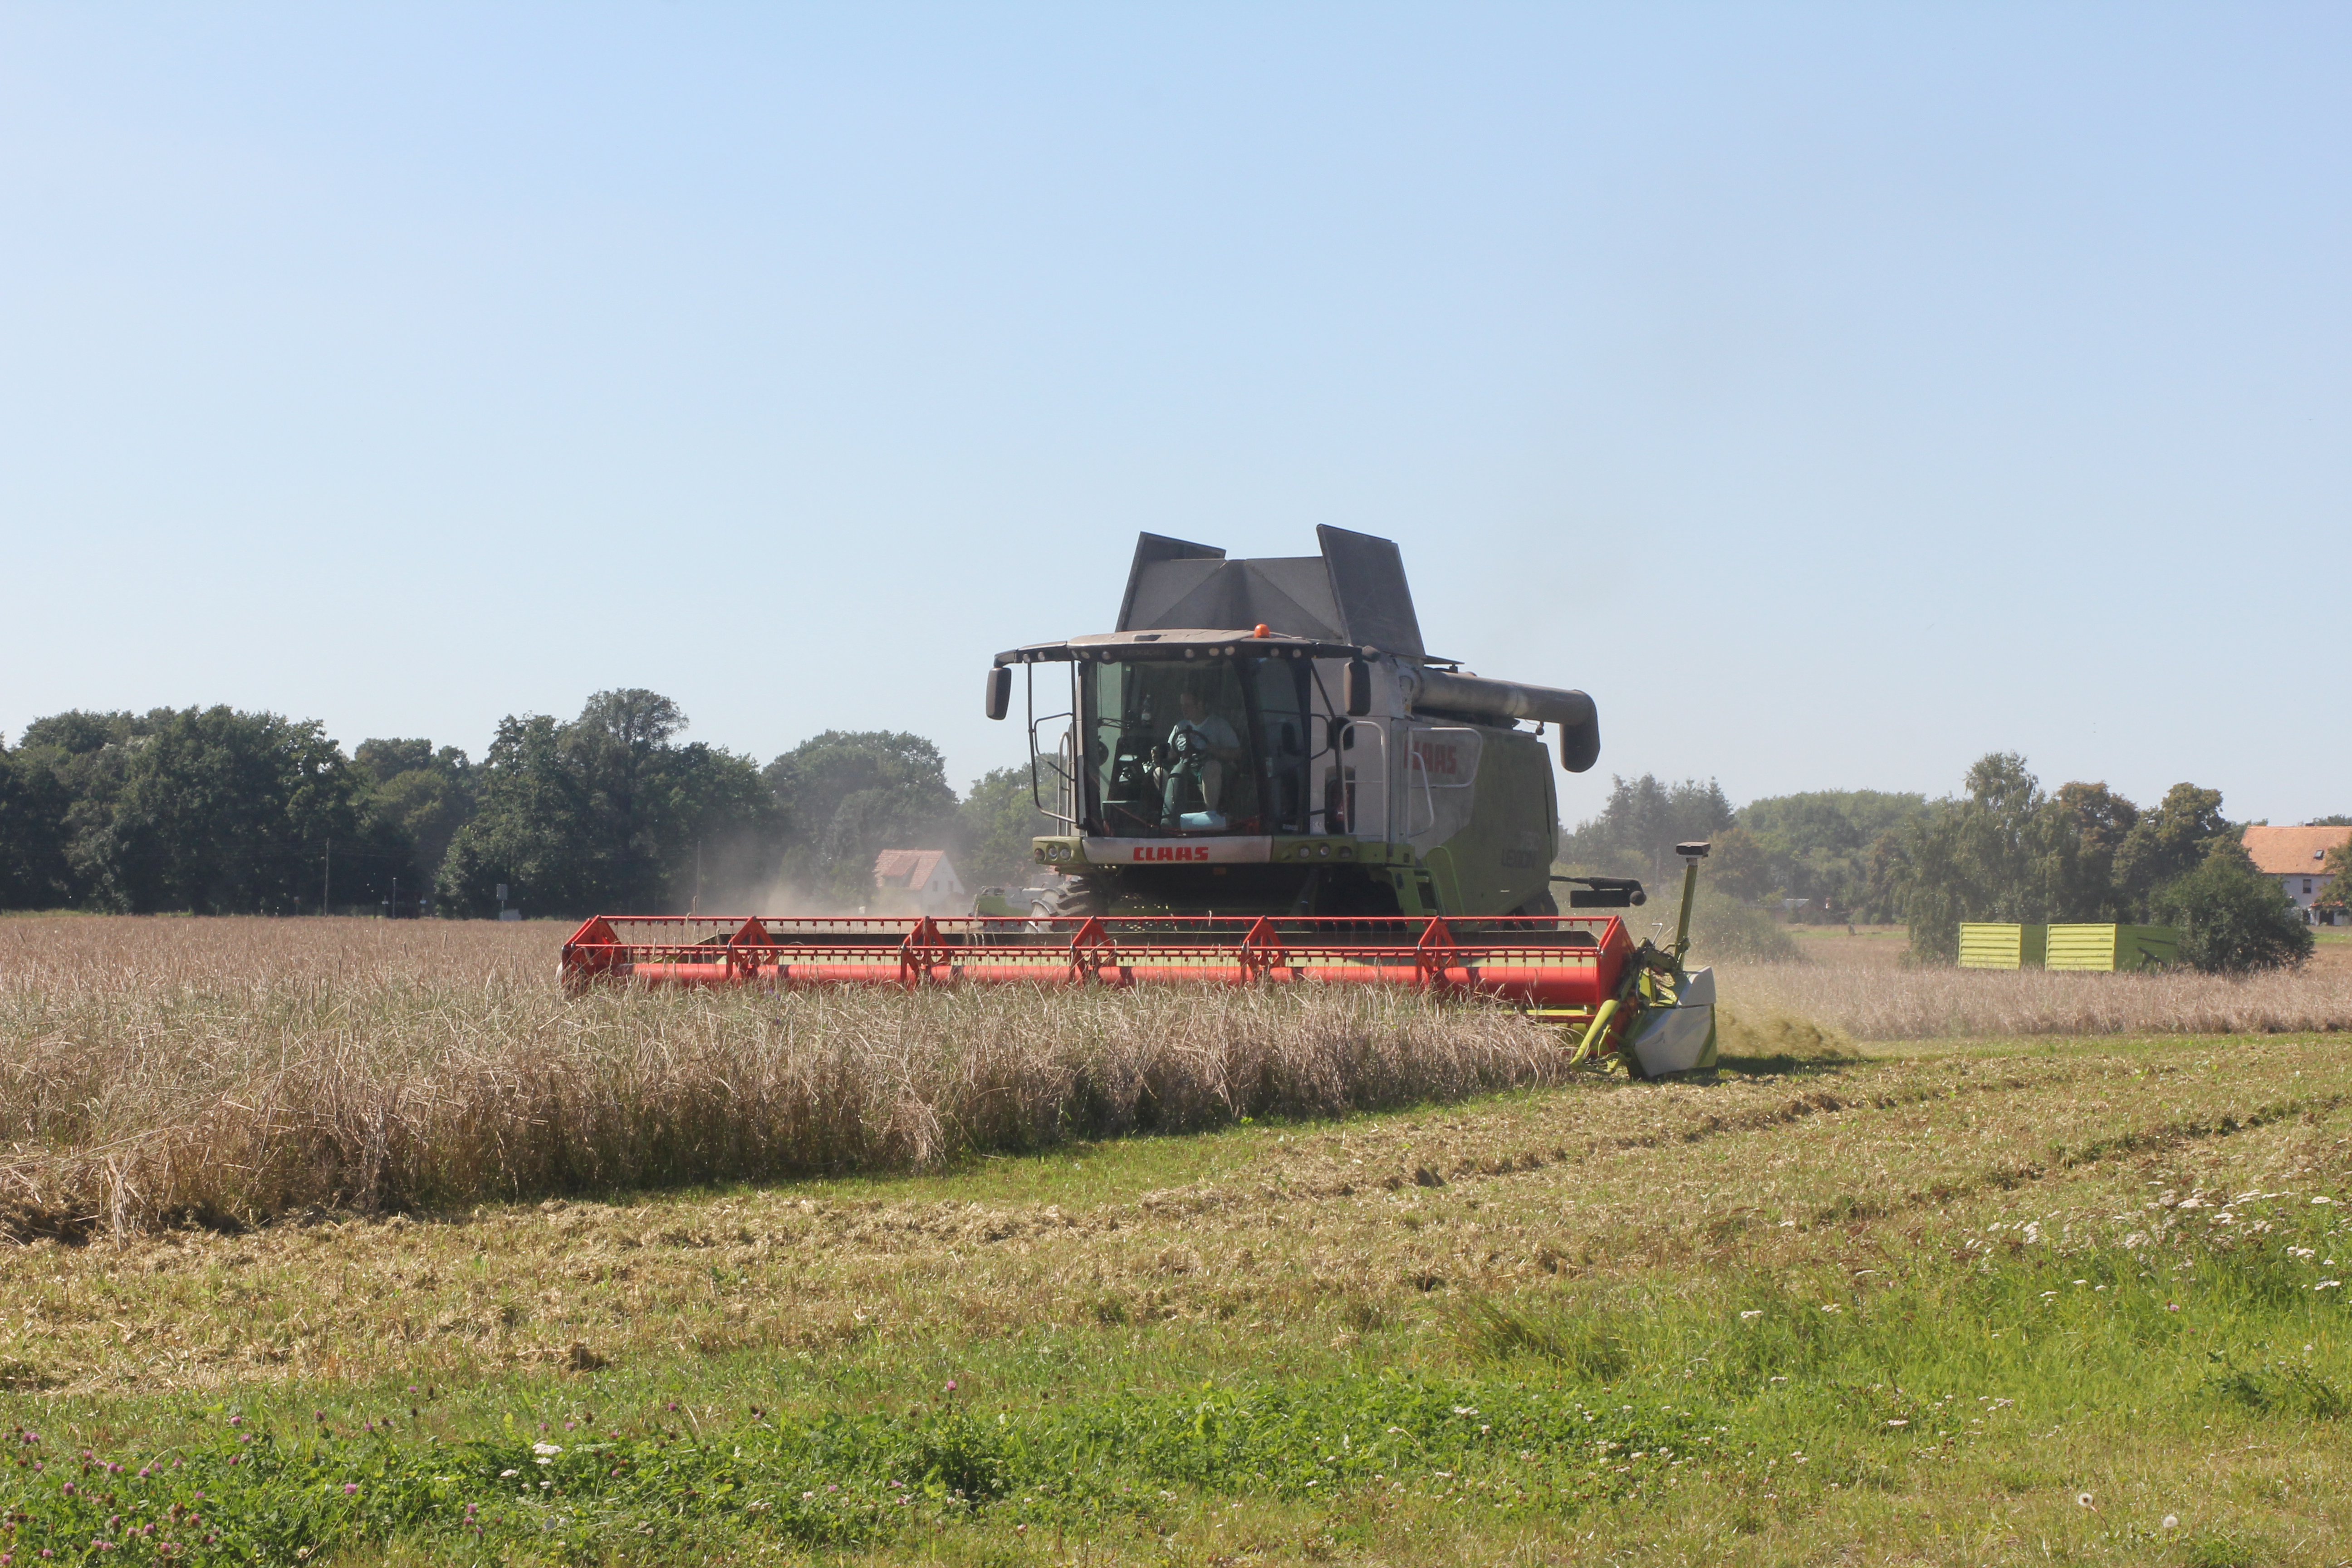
[2,916,2349,1566]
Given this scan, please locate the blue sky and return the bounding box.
[3,4,2346,825]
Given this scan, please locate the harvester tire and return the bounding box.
[1034,875,1109,919]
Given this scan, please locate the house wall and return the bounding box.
[916,864,965,916]
[2277,871,2339,921]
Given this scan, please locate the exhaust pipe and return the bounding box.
[1401,667,1600,772]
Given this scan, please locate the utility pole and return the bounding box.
[323,839,331,916]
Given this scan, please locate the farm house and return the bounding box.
[871,848,967,916]
[2241,824,2349,925]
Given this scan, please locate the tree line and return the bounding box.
[0,690,1054,918]
[3,696,2332,970]
[1560,754,2340,973]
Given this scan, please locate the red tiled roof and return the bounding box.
[2241,825,2350,877]
[873,849,948,888]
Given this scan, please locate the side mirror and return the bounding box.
[1344,658,1373,717]
[1556,874,1646,908]
[1554,691,1601,774]
[984,666,1012,721]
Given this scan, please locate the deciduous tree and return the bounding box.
[1703,825,1775,904]
[2152,838,2314,973]
[764,732,959,905]
[1557,774,1735,888]
[955,765,1058,892]
[50,707,379,913]
[354,739,478,895]
[436,693,770,918]
[0,739,73,909]
[2114,783,2230,913]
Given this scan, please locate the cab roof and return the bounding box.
[993,629,1370,666]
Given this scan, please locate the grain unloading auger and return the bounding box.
[561,526,1719,1077]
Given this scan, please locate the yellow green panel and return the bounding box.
[1959,923,2045,968]
[2047,924,2120,970]
[1960,922,2021,969]
[2047,924,2179,972]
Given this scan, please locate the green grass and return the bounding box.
[6,1160,2346,1564]
[3,1373,1714,1561]
[5,1241,2333,1568]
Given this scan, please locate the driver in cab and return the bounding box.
[1161,679,1241,826]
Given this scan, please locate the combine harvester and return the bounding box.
[562,528,1718,1076]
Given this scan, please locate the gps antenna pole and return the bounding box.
[1671,841,1710,965]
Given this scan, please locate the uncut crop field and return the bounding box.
[1722,926,2352,1041]
[1,915,2348,1567]
[0,916,1583,1240]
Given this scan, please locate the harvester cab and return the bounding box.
[989,525,1602,921]
[562,525,1716,1078]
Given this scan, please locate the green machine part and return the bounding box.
[1569,842,1718,1078]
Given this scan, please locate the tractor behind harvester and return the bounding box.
[562,527,1719,1077]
